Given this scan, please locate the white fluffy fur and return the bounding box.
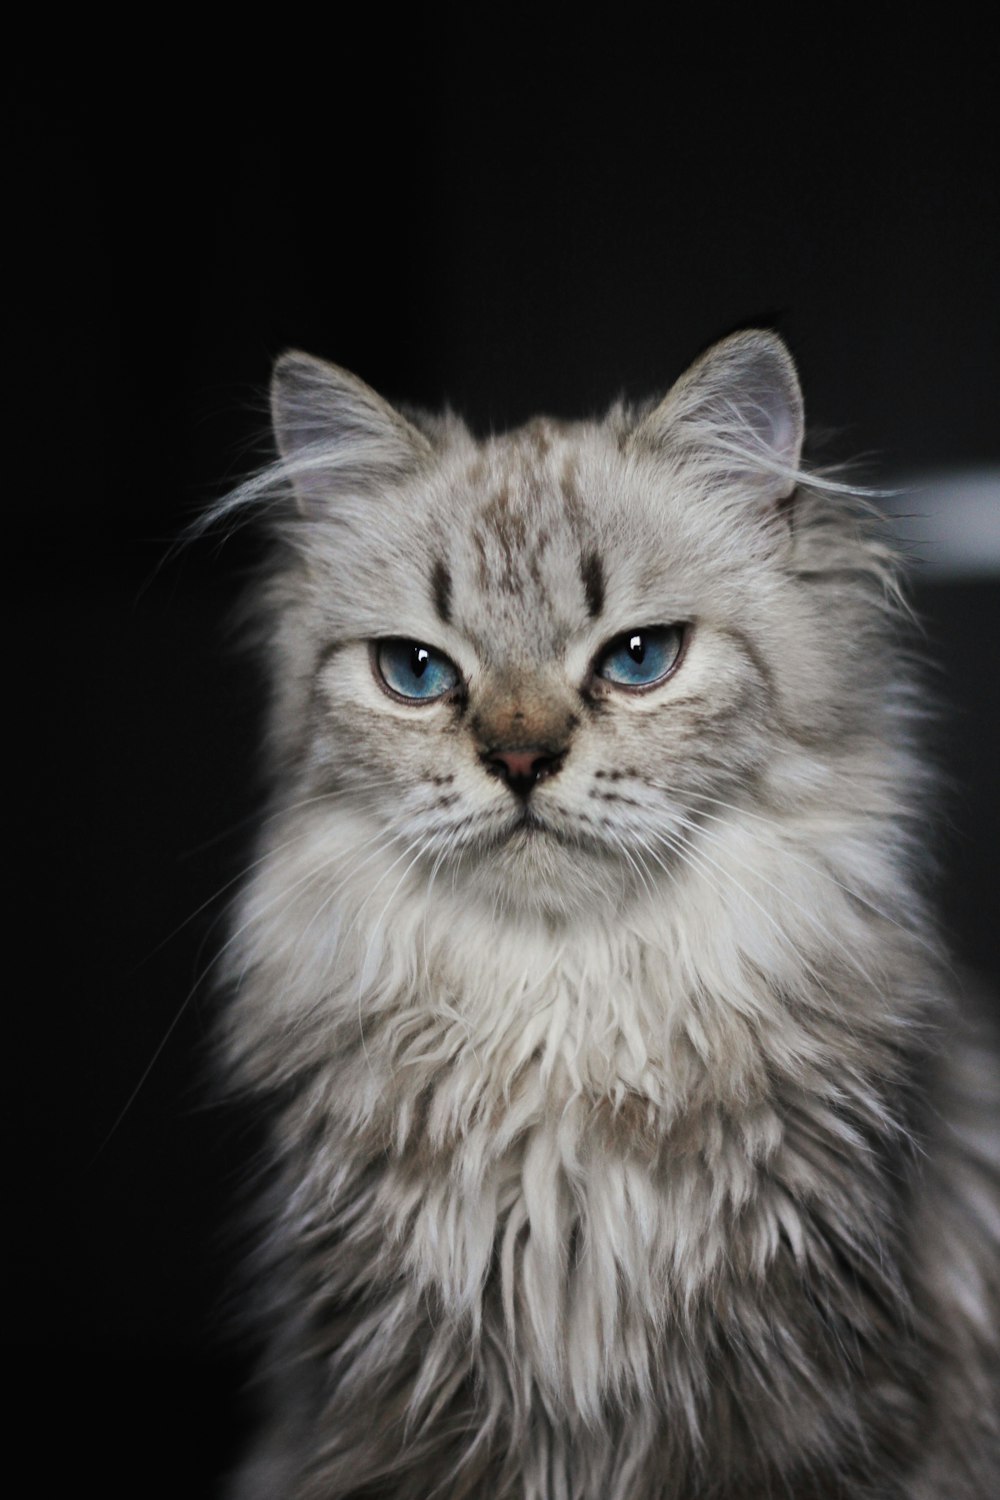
[219,333,999,1499]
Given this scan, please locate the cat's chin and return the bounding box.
[456,813,638,921]
[486,808,587,863]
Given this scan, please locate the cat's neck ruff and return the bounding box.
[230,783,922,1128]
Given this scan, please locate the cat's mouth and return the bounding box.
[507,807,546,839]
[502,806,572,846]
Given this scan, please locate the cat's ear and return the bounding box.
[270,351,431,514]
[634,330,804,509]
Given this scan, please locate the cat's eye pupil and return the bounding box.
[629,634,645,662]
[375,639,460,702]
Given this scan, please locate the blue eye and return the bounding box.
[375,640,461,701]
[595,625,685,688]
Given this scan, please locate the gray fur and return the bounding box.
[219,333,999,1498]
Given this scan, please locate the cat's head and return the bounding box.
[244,333,898,919]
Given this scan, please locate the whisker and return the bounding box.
[136,782,407,974]
[601,824,658,903]
[666,809,897,994]
[680,789,938,955]
[654,821,842,1001]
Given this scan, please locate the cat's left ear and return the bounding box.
[633,330,804,512]
[270,351,432,516]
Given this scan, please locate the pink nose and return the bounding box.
[482,746,565,797]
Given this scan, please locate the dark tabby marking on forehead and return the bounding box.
[482,485,526,550]
[580,550,605,618]
[472,486,558,599]
[431,559,452,625]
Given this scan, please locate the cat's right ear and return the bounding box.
[270,352,431,515]
[631,331,804,514]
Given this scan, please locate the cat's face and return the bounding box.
[261,334,872,918]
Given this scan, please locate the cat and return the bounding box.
[217,331,999,1499]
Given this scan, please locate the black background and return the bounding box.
[13,23,999,1496]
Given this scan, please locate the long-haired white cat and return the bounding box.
[219,332,999,1498]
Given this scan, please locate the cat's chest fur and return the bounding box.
[232,846,905,1432]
